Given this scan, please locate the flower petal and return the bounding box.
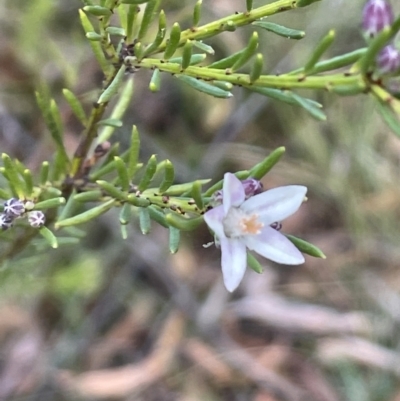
[204,205,226,239]
[220,237,247,292]
[241,185,307,226]
[243,226,305,265]
[223,173,245,214]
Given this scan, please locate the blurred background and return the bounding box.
[1,0,400,400]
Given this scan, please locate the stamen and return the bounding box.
[240,214,263,235]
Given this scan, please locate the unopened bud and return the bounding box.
[362,0,394,38]
[377,44,400,74]
[28,211,46,228]
[241,178,263,198]
[3,198,25,217]
[211,177,264,205]
[0,213,13,230]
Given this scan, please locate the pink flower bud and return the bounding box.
[241,178,264,198]
[362,0,394,38]
[377,44,400,74]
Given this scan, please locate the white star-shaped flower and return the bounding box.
[204,173,307,292]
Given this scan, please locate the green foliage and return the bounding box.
[2,0,400,266]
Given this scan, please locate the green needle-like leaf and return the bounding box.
[138,155,157,191]
[139,207,151,234]
[304,30,335,74]
[249,147,286,179]
[164,23,181,60]
[177,75,232,98]
[55,199,116,228]
[158,160,175,193]
[138,0,161,40]
[252,21,305,39]
[286,235,326,259]
[39,227,58,249]
[62,89,88,125]
[247,252,263,273]
[169,226,180,253]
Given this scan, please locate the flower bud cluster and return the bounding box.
[362,0,400,75]
[0,198,45,230]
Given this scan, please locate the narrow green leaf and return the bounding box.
[148,205,168,227]
[138,0,161,40]
[57,191,79,221]
[191,180,204,210]
[62,89,87,125]
[252,21,305,40]
[169,54,206,66]
[39,226,58,249]
[2,153,25,198]
[304,30,335,74]
[0,188,11,200]
[114,156,130,191]
[291,93,327,121]
[119,202,132,224]
[34,197,66,210]
[247,252,263,273]
[231,31,259,71]
[133,41,145,60]
[23,169,34,196]
[249,147,286,179]
[55,199,116,228]
[143,10,166,56]
[74,190,103,202]
[375,100,400,137]
[96,180,128,200]
[138,155,157,191]
[208,49,245,69]
[192,40,214,55]
[181,40,193,70]
[246,0,253,11]
[359,27,393,73]
[98,64,127,104]
[128,125,140,179]
[213,81,233,91]
[286,234,326,259]
[177,75,232,98]
[169,226,180,253]
[98,78,134,143]
[120,224,128,239]
[86,32,102,41]
[165,213,203,231]
[79,9,109,73]
[83,5,112,16]
[105,27,126,36]
[193,0,202,26]
[126,4,140,43]
[164,23,181,60]
[162,179,211,196]
[250,53,263,82]
[97,118,123,127]
[288,48,367,75]
[40,161,50,186]
[139,207,151,234]
[296,0,321,6]
[158,160,175,193]
[149,68,161,92]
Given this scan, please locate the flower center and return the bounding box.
[222,207,264,238]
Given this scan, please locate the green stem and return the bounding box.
[69,67,120,179]
[147,0,297,55]
[132,57,367,91]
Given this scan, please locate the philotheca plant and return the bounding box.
[0,0,399,291]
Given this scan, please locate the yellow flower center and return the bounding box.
[223,207,264,238]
